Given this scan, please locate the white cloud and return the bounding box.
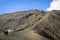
[46,0,60,11]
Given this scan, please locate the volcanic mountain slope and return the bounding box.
[0,10,60,40]
[33,10,60,40]
[0,10,44,32]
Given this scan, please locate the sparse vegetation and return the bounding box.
[0,10,60,40]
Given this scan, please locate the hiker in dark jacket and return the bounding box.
[4,30,8,36]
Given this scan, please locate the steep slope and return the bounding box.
[0,10,60,40]
[0,10,46,40]
[0,10,44,31]
[33,10,60,40]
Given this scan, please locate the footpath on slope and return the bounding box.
[15,13,49,32]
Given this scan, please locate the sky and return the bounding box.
[0,0,52,14]
[46,0,60,11]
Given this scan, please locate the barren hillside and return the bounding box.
[0,10,60,40]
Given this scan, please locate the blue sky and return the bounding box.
[0,0,52,14]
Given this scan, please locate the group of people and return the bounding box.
[3,28,24,36]
[4,29,14,36]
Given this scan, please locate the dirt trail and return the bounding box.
[24,13,49,31]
